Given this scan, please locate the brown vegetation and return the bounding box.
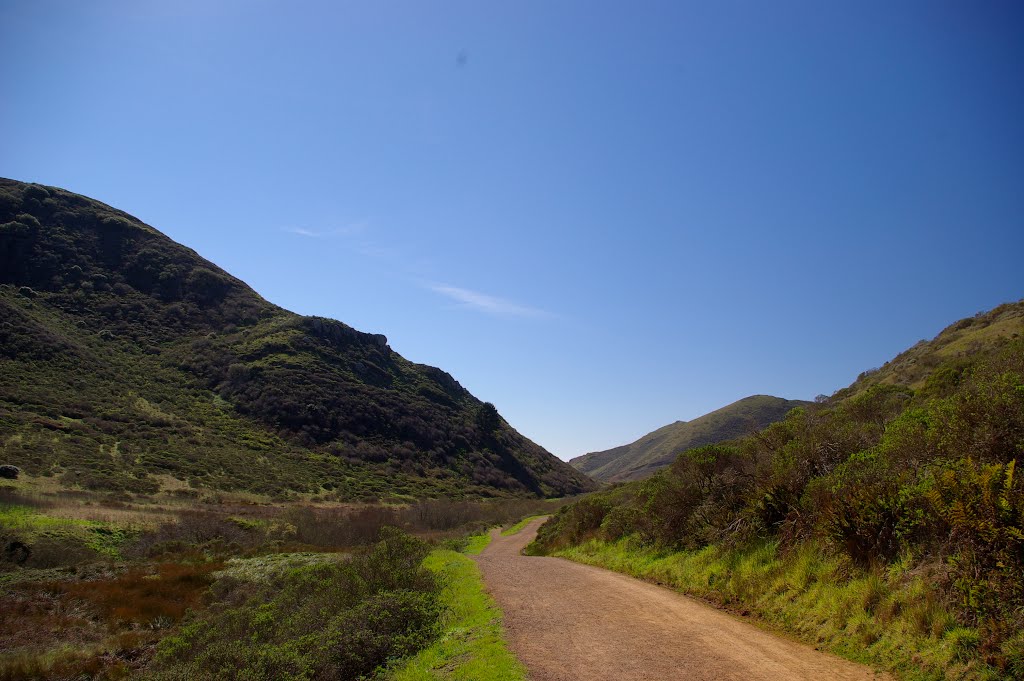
[0,486,563,679]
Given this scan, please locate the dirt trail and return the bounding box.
[475,518,890,681]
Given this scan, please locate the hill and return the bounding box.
[533,301,1024,677]
[831,300,1024,400]
[570,395,809,483]
[0,178,596,500]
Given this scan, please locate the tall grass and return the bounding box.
[0,560,221,680]
[500,515,547,536]
[391,551,526,680]
[462,532,492,556]
[550,537,1002,680]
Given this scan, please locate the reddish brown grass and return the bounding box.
[0,561,221,680]
[48,561,223,627]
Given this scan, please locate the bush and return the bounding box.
[149,528,442,680]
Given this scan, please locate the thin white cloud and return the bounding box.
[284,226,322,237]
[282,221,368,238]
[426,282,551,319]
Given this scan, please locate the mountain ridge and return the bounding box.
[570,394,810,483]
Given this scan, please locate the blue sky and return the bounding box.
[2,1,1022,460]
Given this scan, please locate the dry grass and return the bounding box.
[0,484,560,679]
[48,504,170,527]
[0,561,222,680]
[54,561,222,626]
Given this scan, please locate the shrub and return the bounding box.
[150,528,442,680]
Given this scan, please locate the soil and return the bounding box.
[475,518,892,681]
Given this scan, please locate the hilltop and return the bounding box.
[0,178,595,500]
[571,395,808,483]
[831,300,1024,400]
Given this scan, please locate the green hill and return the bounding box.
[0,178,595,500]
[570,395,809,482]
[831,300,1024,400]
[534,301,1024,677]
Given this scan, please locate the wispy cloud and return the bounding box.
[282,221,368,239]
[426,282,551,319]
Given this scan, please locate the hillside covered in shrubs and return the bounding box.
[570,395,809,482]
[534,302,1024,678]
[0,178,594,499]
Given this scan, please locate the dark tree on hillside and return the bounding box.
[476,402,500,433]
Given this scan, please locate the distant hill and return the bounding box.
[0,178,596,499]
[570,395,809,483]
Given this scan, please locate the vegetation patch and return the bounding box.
[550,538,982,680]
[148,528,443,680]
[0,560,221,680]
[391,550,526,681]
[0,502,137,569]
[501,515,547,536]
[213,551,347,583]
[461,532,492,556]
[532,331,1024,679]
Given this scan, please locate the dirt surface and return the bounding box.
[475,518,891,681]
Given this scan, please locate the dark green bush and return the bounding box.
[151,528,440,680]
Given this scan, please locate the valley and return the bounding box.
[4,4,1022,679]
[1,181,1022,681]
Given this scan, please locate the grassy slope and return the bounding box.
[535,301,1024,679]
[834,301,1024,399]
[391,550,526,681]
[462,532,493,556]
[0,178,595,499]
[551,539,982,681]
[500,515,547,536]
[570,395,809,482]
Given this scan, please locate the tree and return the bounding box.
[475,402,500,433]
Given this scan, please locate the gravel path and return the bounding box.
[475,518,891,681]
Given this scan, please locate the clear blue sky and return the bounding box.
[2,1,1022,460]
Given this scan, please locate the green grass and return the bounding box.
[462,531,492,555]
[0,503,134,558]
[213,552,347,582]
[500,515,547,536]
[390,550,526,681]
[550,537,1003,681]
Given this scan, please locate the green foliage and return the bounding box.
[150,528,442,680]
[926,459,1024,640]
[475,402,501,433]
[0,503,135,569]
[500,515,546,536]
[549,537,1001,680]
[391,550,526,681]
[535,328,1024,676]
[462,533,492,556]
